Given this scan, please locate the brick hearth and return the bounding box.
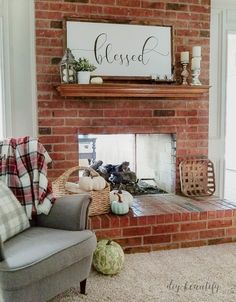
[89,195,236,253]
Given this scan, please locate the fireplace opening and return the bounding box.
[78,134,176,194]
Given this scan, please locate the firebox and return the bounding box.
[78,134,176,194]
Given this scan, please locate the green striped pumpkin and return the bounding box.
[93,239,124,275]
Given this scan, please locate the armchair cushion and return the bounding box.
[0,227,96,290]
[0,181,30,243]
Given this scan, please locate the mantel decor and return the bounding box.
[56,83,210,98]
[66,19,173,79]
[180,51,189,85]
[59,48,77,84]
[191,46,202,86]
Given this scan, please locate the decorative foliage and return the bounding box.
[93,239,125,275]
[75,57,97,72]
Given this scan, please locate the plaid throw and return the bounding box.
[0,181,30,242]
[0,137,55,219]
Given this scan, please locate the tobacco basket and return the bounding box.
[179,159,215,197]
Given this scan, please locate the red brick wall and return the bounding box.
[89,209,236,253]
[35,0,210,191]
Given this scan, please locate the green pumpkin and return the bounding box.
[111,193,129,215]
[93,239,125,275]
[110,189,133,208]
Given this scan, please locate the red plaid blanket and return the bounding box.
[0,137,55,218]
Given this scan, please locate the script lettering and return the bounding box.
[93,33,169,67]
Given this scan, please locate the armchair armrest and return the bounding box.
[0,237,4,261]
[37,194,92,231]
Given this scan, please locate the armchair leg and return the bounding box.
[80,279,87,295]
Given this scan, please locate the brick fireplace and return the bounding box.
[34,0,222,252]
[36,0,210,192]
[39,94,209,193]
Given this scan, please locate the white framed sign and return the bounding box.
[66,20,173,78]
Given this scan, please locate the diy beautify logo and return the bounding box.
[167,279,220,295]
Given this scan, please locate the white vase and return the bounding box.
[77,71,90,84]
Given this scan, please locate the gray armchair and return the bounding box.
[0,194,97,302]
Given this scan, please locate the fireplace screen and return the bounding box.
[78,134,176,194]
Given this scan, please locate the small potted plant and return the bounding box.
[75,57,97,84]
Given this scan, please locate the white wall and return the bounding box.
[0,13,4,137]
[210,0,236,197]
[1,0,37,137]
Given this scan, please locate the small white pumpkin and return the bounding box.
[90,76,103,84]
[79,175,106,191]
[111,193,129,215]
[92,175,106,191]
[65,182,86,194]
[79,176,94,191]
[110,190,133,208]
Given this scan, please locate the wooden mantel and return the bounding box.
[56,83,210,98]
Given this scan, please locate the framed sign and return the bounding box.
[66,20,173,78]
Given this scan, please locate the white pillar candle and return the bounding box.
[191,57,201,70]
[192,46,201,57]
[180,51,189,63]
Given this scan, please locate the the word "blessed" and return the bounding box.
[93,33,168,67]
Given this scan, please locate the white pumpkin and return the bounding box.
[65,182,86,194]
[79,176,94,191]
[110,190,133,208]
[111,193,129,215]
[92,175,106,191]
[79,175,106,191]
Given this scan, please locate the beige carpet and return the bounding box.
[52,243,236,302]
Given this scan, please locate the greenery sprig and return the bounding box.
[75,57,97,72]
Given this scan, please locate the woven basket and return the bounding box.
[179,159,215,197]
[52,165,110,216]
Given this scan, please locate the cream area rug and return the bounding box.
[52,243,236,302]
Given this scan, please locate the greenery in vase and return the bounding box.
[75,57,97,72]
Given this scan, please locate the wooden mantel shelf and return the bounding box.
[56,83,210,98]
